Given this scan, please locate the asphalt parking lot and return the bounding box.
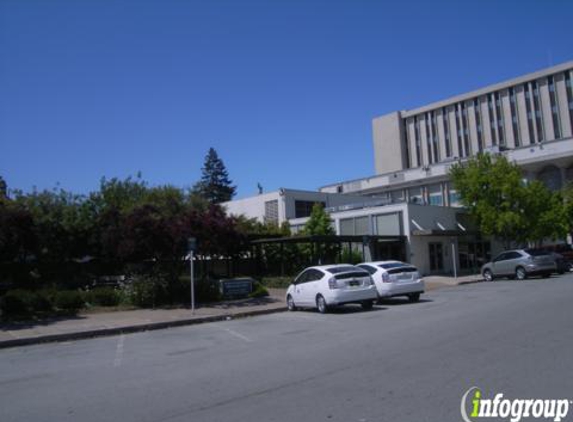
[1,273,572,422]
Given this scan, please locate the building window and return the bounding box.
[339,216,371,235]
[566,72,573,135]
[462,103,470,156]
[354,216,370,235]
[414,116,422,167]
[408,187,425,205]
[447,183,461,207]
[442,108,452,157]
[548,75,562,139]
[474,99,483,152]
[488,94,498,145]
[294,200,325,218]
[455,105,464,157]
[403,120,411,168]
[532,80,545,142]
[495,92,506,146]
[390,189,405,203]
[509,87,521,147]
[431,112,439,162]
[264,200,279,224]
[375,213,402,236]
[428,184,444,206]
[425,114,434,165]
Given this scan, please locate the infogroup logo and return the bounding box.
[461,387,571,422]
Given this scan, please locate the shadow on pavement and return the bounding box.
[1,314,87,331]
[376,298,433,306]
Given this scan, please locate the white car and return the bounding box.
[357,261,425,302]
[286,264,378,313]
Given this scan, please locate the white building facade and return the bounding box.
[225,61,573,275]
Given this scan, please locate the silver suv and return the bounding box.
[481,249,556,281]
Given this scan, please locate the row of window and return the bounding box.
[339,212,403,236]
[403,70,573,169]
[372,183,461,208]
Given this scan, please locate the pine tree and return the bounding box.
[0,176,7,200]
[193,148,237,204]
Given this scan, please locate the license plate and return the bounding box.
[397,274,412,281]
[347,280,360,287]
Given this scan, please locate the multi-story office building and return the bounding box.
[225,61,573,275]
[321,61,573,206]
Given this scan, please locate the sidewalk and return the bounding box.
[0,277,483,349]
[0,289,288,349]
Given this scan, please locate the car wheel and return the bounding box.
[316,295,328,314]
[408,293,420,303]
[361,300,373,310]
[515,266,527,280]
[286,295,297,311]
[483,269,494,282]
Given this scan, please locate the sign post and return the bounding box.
[188,238,197,314]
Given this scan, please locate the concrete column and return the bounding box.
[540,78,555,140]
[516,85,532,145]
[556,73,572,138]
[502,90,515,148]
[467,101,480,155]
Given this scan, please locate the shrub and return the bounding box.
[85,287,121,307]
[260,277,293,288]
[30,290,53,312]
[127,274,169,308]
[249,282,269,298]
[0,289,34,316]
[54,290,85,314]
[194,278,221,303]
[339,247,364,265]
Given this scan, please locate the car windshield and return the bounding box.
[378,262,408,270]
[325,265,360,274]
[524,249,551,256]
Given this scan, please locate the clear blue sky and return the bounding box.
[1,0,572,199]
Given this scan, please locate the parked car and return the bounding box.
[535,244,573,273]
[481,249,556,281]
[357,261,425,302]
[548,252,571,274]
[537,243,573,263]
[286,264,378,313]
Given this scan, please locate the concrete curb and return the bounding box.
[0,306,287,350]
[457,279,485,286]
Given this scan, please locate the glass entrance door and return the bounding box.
[429,242,444,272]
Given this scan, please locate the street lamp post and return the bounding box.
[188,238,197,314]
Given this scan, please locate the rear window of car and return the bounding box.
[524,249,551,256]
[387,267,417,275]
[325,266,360,274]
[378,263,408,270]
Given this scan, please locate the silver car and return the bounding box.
[481,249,556,281]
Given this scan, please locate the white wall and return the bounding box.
[222,192,284,223]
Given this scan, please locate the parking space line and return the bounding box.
[221,327,252,343]
[113,334,125,367]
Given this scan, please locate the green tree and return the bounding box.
[449,153,568,248]
[301,203,335,236]
[300,204,338,265]
[521,181,569,246]
[0,176,7,200]
[192,148,236,204]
